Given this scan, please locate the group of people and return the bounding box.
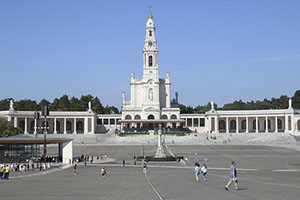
[0,165,10,180]
[194,161,239,191]
[194,162,208,181]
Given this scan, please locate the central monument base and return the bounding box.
[154,127,166,158]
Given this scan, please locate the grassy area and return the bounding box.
[136,156,184,162]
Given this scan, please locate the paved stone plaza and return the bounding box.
[1,145,300,200]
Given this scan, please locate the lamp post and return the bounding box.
[41,106,49,161]
[34,111,40,138]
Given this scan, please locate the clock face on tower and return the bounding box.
[148,42,153,47]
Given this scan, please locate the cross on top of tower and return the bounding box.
[147,6,153,19]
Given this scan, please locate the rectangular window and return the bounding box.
[187,118,192,127]
[193,118,199,127]
[110,119,115,125]
[104,119,108,125]
[200,118,205,127]
[97,119,102,125]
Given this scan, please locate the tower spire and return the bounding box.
[147,6,153,19]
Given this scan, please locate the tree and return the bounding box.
[0,119,22,137]
[92,97,104,113]
[38,99,50,110]
[292,90,300,109]
[178,104,194,114]
[49,95,70,111]
[14,99,39,111]
[0,99,10,111]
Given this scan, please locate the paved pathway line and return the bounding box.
[145,173,164,200]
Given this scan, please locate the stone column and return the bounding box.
[215,116,218,133]
[185,118,187,127]
[24,118,28,134]
[54,118,57,134]
[84,117,88,134]
[256,117,258,133]
[265,116,268,133]
[14,117,18,128]
[275,116,278,133]
[34,118,37,134]
[226,117,229,133]
[73,118,77,134]
[64,118,67,134]
[236,117,239,133]
[91,117,95,134]
[285,115,288,133]
[291,115,294,134]
[246,117,249,133]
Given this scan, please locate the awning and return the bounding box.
[118,119,185,124]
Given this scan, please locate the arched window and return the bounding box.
[277,119,282,129]
[149,55,153,67]
[134,115,141,120]
[149,30,152,37]
[230,120,236,130]
[148,115,155,120]
[125,115,132,120]
[242,120,246,130]
[219,120,226,130]
[161,115,168,119]
[170,115,177,119]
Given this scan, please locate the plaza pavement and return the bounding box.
[1,145,300,200]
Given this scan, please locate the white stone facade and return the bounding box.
[121,12,180,124]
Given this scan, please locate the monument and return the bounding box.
[154,124,166,158]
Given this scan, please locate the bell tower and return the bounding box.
[143,7,159,80]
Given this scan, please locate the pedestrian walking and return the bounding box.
[73,164,78,174]
[143,162,147,174]
[101,167,106,179]
[122,160,125,167]
[194,163,200,181]
[225,161,239,190]
[201,164,208,181]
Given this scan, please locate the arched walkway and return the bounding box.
[19,121,25,131]
[66,121,72,133]
[230,120,236,132]
[219,120,226,133]
[76,121,83,133]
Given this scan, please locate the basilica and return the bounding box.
[0,12,300,136]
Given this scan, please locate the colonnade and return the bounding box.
[10,116,95,134]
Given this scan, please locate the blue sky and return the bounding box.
[0,0,299,109]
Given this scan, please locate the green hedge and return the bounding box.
[136,156,184,162]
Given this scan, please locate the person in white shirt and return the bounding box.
[201,164,208,181]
